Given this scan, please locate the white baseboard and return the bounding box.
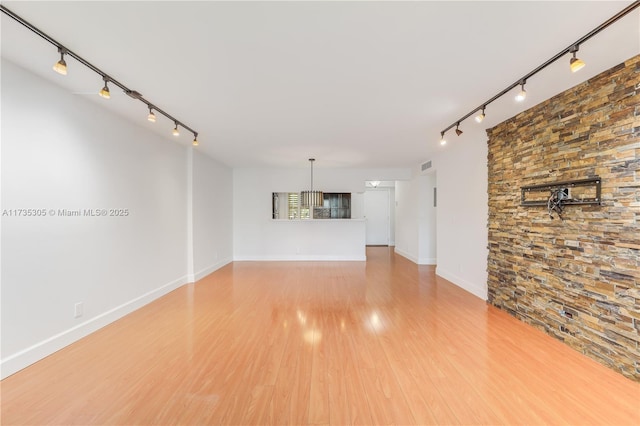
[192,257,233,282]
[0,275,189,380]
[435,267,487,301]
[395,249,436,266]
[233,255,366,261]
[393,247,418,263]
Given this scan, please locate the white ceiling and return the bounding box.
[2,1,639,169]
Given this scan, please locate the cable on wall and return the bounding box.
[439,1,640,145]
[0,5,201,147]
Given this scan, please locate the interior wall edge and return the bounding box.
[192,257,234,283]
[436,267,488,301]
[393,247,419,264]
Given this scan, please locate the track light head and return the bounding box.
[172,122,180,136]
[455,123,463,136]
[99,76,110,99]
[570,56,585,73]
[53,58,67,75]
[569,46,586,73]
[147,107,156,123]
[440,132,447,146]
[192,132,199,147]
[52,47,67,75]
[475,107,486,123]
[515,81,527,102]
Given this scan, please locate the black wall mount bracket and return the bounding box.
[520,177,601,219]
[520,177,601,206]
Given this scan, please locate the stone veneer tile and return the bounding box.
[487,54,640,381]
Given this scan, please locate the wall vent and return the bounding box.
[421,160,432,172]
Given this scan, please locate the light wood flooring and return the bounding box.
[1,247,639,425]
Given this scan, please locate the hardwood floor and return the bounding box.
[2,247,639,425]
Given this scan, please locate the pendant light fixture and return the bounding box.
[52,47,67,75]
[300,158,323,208]
[172,122,180,136]
[192,133,199,147]
[147,107,156,123]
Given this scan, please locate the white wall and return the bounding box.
[1,59,233,378]
[190,150,233,281]
[394,173,436,265]
[395,141,486,299]
[394,179,419,262]
[388,186,396,245]
[433,138,488,300]
[233,167,410,260]
[418,173,437,264]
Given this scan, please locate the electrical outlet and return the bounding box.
[74,302,84,318]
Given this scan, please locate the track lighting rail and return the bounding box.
[1,5,199,141]
[440,1,639,139]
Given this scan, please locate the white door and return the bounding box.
[364,190,389,245]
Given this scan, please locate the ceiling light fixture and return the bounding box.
[0,5,201,146]
[301,158,324,209]
[515,80,527,102]
[437,2,638,145]
[440,132,447,146]
[147,107,156,123]
[52,47,67,75]
[455,122,463,136]
[99,76,111,99]
[569,45,586,73]
[192,133,199,147]
[172,122,180,136]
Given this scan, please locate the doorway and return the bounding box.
[364,190,390,246]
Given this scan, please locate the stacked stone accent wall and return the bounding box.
[487,55,640,381]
